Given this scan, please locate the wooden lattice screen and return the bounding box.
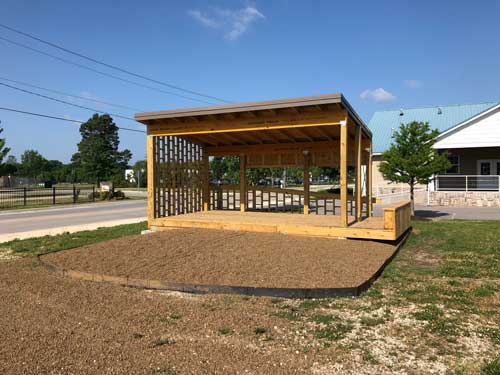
[152,136,204,218]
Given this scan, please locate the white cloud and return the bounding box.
[360,88,396,103]
[188,6,265,40]
[187,10,220,28]
[404,79,422,89]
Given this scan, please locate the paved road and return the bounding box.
[0,200,147,242]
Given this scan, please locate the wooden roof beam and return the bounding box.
[294,128,315,142]
[276,129,298,143]
[186,134,217,147]
[146,110,346,136]
[251,132,279,144]
[262,130,286,144]
[221,133,247,144]
[207,140,340,156]
[239,134,261,145]
[216,132,248,145]
[203,133,231,146]
[221,113,238,120]
[316,127,336,141]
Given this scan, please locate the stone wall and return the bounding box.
[429,191,500,207]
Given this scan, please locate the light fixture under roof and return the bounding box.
[399,109,404,116]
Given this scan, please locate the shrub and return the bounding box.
[113,190,125,200]
[100,191,112,200]
[88,192,101,200]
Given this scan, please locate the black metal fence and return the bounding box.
[0,185,96,209]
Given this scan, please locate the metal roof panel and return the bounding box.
[368,102,499,153]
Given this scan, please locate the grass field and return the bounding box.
[0,220,498,374]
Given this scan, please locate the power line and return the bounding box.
[0,81,137,122]
[0,76,143,112]
[0,106,146,134]
[0,23,231,104]
[0,35,216,105]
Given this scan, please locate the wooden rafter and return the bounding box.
[201,133,228,146]
[294,128,315,142]
[186,134,216,147]
[217,132,249,145]
[262,130,285,144]
[316,126,336,141]
[276,129,298,143]
[238,132,264,144]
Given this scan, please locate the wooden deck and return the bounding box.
[152,202,411,241]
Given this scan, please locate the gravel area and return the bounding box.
[0,258,314,374]
[44,228,397,289]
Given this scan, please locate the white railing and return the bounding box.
[435,175,500,191]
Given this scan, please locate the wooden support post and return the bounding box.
[355,125,362,221]
[240,154,247,212]
[147,135,154,227]
[340,118,348,227]
[303,150,310,215]
[202,147,210,212]
[367,140,373,217]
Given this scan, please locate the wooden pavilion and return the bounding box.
[135,94,410,241]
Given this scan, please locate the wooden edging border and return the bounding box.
[36,228,411,299]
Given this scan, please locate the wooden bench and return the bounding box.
[383,201,412,239]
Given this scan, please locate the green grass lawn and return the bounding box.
[359,220,499,373]
[0,219,498,373]
[1,222,147,256]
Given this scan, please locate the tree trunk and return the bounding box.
[410,179,415,216]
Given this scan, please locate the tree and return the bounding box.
[209,156,240,183]
[210,157,226,182]
[379,121,451,214]
[3,155,18,175]
[132,159,147,188]
[39,160,64,182]
[74,114,132,184]
[19,150,48,181]
[0,127,11,175]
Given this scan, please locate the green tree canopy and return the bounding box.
[379,121,451,213]
[209,156,240,183]
[3,155,18,175]
[19,149,48,181]
[0,127,11,175]
[74,114,132,184]
[132,159,147,188]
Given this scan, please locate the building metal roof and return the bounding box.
[368,102,499,154]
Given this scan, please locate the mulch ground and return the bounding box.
[43,228,397,288]
[0,257,317,375]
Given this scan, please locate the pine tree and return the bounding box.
[74,114,132,184]
[379,121,451,214]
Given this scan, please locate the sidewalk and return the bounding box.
[413,205,500,220]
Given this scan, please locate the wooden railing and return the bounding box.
[383,201,412,238]
[209,185,365,216]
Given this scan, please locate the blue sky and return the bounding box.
[1,0,499,163]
